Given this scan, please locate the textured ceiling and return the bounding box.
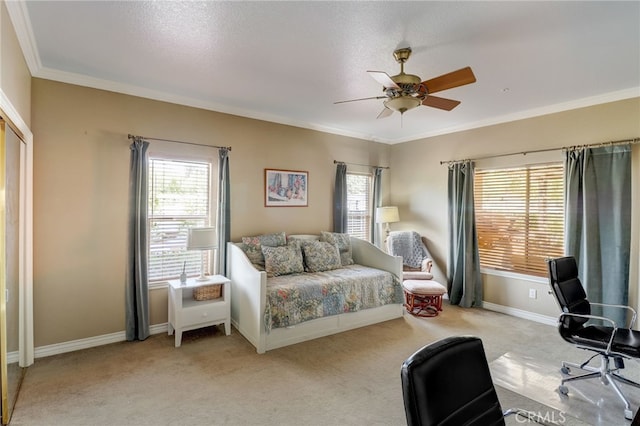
[7,1,640,143]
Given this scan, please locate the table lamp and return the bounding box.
[376,206,400,246]
[187,227,217,281]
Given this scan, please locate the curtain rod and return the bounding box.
[128,134,231,151]
[439,137,640,166]
[333,160,389,169]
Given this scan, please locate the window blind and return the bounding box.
[346,173,371,240]
[148,158,211,281]
[474,164,564,277]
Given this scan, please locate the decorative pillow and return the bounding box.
[301,240,342,273]
[287,234,320,243]
[236,243,265,271]
[262,242,304,277]
[320,231,354,266]
[241,232,287,268]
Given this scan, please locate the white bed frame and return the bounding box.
[227,236,404,353]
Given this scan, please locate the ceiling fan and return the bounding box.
[335,47,476,119]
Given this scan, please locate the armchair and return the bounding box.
[387,231,434,281]
[547,256,640,420]
[387,231,446,317]
[401,336,548,425]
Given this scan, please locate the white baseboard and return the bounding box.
[26,305,555,359]
[33,323,169,359]
[482,301,558,326]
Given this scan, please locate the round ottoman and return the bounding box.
[402,279,447,317]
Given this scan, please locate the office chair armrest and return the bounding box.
[559,312,618,353]
[589,302,637,328]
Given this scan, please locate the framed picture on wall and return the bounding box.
[264,169,308,207]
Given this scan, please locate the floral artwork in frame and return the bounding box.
[265,169,308,207]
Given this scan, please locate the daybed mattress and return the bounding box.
[265,264,402,331]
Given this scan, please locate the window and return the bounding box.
[474,163,564,277]
[148,157,212,282]
[346,173,372,240]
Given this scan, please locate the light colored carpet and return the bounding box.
[491,352,640,426]
[6,305,623,425]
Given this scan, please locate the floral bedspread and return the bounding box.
[264,264,402,332]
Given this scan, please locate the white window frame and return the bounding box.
[147,143,217,287]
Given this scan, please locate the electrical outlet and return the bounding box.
[528,288,537,299]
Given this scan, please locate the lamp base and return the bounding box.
[383,223,391,252]
[196,251,209,281]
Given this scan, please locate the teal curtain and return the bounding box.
[217,148,230,276]
[125,138,150,341]
[447,161,482,307]
[565,145,631,326]
[371,167,383,246]
[333,163,347,233]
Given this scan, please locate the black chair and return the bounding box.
[401,336,545,426]
[547,256,640,420]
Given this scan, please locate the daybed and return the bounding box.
[227,233,404,353]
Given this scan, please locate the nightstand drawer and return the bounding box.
[181,301,228,326]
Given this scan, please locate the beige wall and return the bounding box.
[390,98,640,319]
[31,78,390,346]
[31,77,640,347]
[26,57,640,346]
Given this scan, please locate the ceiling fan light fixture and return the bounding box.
[384,96,422,114]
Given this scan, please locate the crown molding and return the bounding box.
[5,0,42,75]
[387,87,640,144]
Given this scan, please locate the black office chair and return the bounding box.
[547,256,640,420]
[401,336,546,426]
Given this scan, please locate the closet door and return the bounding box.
[0,121,24,425]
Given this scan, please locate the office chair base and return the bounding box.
[559,357,640,420]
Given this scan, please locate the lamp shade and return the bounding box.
[376,206,400,224]
[187,227,217,250]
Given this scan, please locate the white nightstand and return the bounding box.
[167,275,231,347]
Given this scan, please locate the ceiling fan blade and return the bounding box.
[334,96,387,105]
[367,71,400,89]
[422,66,476,94]
[376,107,394,119]
[422,96,461,111]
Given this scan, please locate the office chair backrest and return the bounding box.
[401,336,505,426]
[547,256,591,333]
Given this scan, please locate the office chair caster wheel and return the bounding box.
[560,366,570,375]
[558,385,569,395]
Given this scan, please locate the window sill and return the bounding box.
[480,268,547,284]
